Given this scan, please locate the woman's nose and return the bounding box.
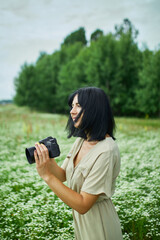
[70,107,76,114]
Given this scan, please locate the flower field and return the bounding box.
[0,104,160,240]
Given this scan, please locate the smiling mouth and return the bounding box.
[72,115,79,121]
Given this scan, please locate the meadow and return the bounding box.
[0,104,160,240]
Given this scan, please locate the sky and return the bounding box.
[0,0,160,100]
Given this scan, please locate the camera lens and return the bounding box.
[25,147,36,164]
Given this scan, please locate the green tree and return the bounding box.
[14,42,84,113]
[14,63,36,106]
[62,27,87,46]
[85,34,118,93]
[14,21,159,117]
[115,18,138,40]
[60,42,85,63]
[34,54,59,112]
[90,29,103,42]
[113,19,142,115]
[36,51,47,62]
[57,47,90,113]
[136,49,160,117]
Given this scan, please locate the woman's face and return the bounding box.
[70,94,83,128]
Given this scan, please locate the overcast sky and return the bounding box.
[0,0,160,100]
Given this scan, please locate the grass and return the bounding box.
[0,104,160,239]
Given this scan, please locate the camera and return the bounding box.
[25,136,60,164]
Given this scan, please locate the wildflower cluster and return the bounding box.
[0,105,160,239]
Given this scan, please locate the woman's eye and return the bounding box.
[71,103,81,108]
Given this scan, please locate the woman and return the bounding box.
[34,87,123,240]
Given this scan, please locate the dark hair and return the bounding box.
[66,87,116,141]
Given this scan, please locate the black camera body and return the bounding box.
[25,136,60,164]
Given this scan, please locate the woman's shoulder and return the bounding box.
[97,137,120,155]
[93,138,120,167]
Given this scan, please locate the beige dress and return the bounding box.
[61,137,123,240]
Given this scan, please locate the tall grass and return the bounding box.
[0,104,160,239]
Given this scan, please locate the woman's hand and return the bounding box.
[34,143,53,181]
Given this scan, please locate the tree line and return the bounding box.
[14,19,160,117]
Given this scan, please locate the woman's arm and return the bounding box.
[34,143,99,214]
[49,158,66,182]
[45,175,99,214]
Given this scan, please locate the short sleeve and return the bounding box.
[81,151,115,198]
